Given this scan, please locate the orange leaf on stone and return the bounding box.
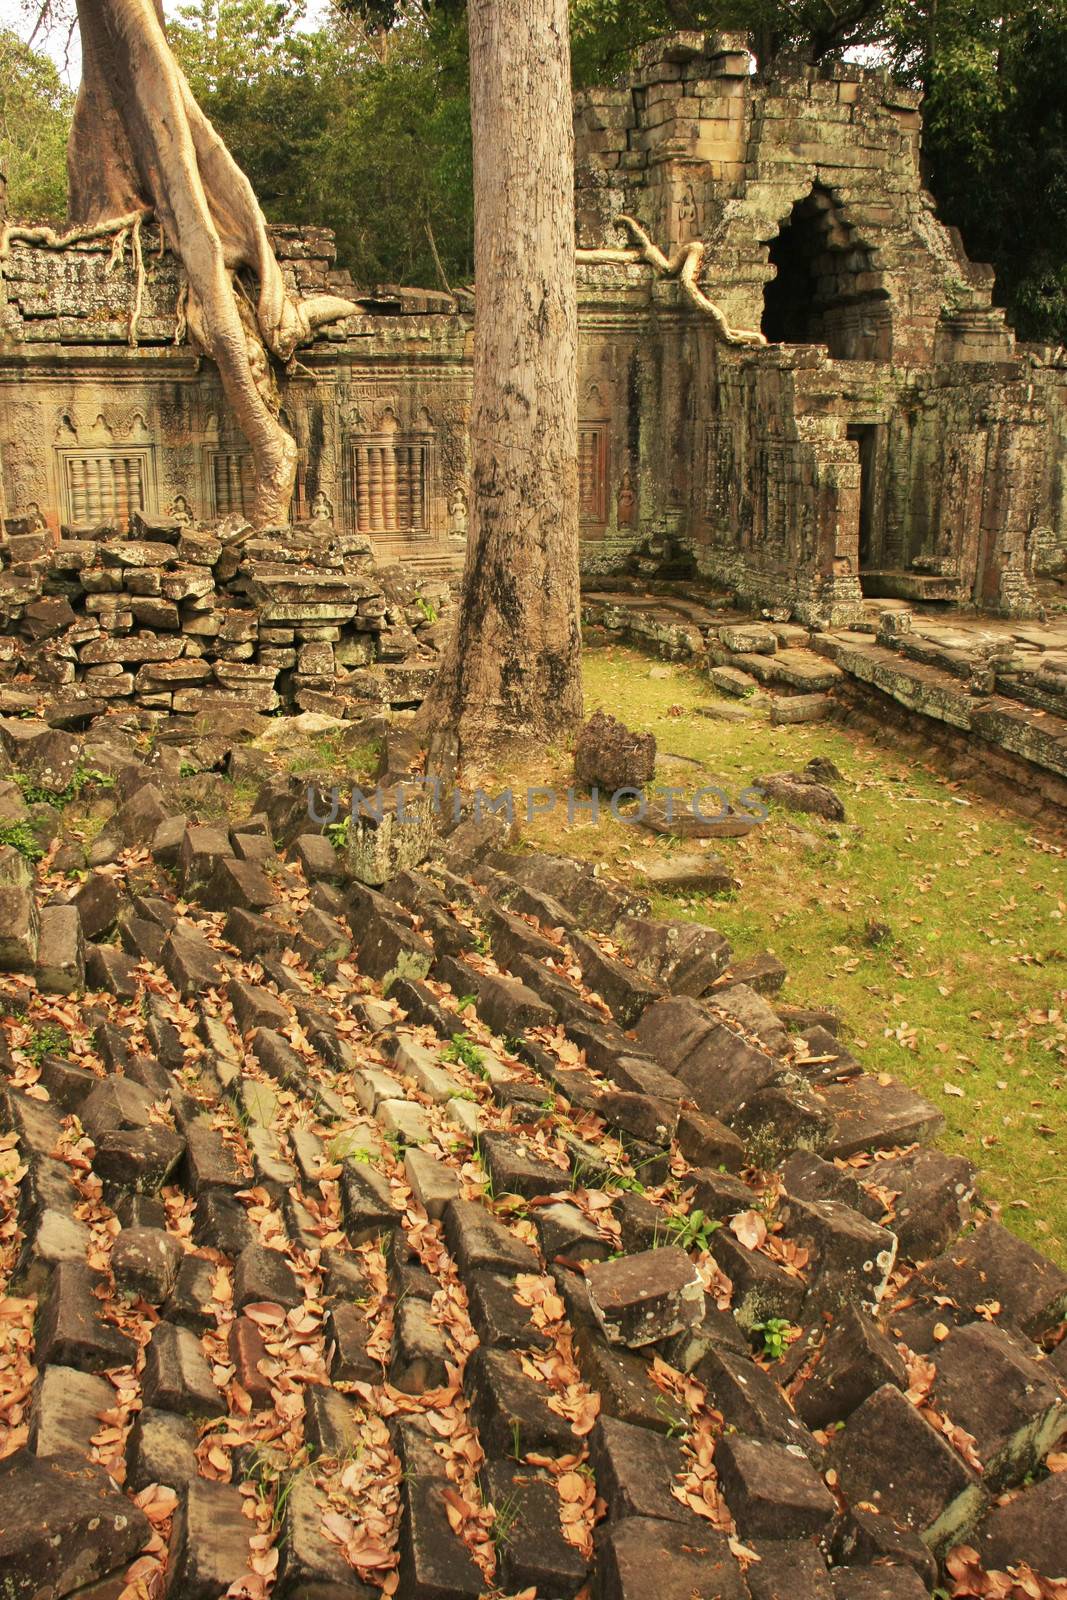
[729,1210,767,1251]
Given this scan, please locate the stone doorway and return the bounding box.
[762,187,892,361]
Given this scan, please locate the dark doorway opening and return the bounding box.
[762,187,891,360]
[847,423,878,570]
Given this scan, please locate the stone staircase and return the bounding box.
[0,715,1065,1597]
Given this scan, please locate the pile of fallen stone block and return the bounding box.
[0,511,449,723]
[0,714,1064,1599]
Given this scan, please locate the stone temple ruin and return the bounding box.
[2,31,1067,627]
[0,29,1066,1600]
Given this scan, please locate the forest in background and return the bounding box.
[1,0,1065,343]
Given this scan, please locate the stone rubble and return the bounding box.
[0,711,1063,1599]
[0,509,453,722]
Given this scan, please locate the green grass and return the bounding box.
[518,645,1067,1264]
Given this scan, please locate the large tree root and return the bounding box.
[578,215,767,346]
[0,210,152,345]
[64,0,360,527]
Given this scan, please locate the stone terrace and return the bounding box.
[583,585,1067,829]
[0,710,1065,1598]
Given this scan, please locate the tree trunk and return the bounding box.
[422,0,582,771]
[66,0,358,527]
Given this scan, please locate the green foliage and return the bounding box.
[326,816,350,851]
[25,1023,70,1065]
[170,0,474,288]
[751,1317,794,1361]
[443,1031,485,1072]
[661,1207,720,1251]
[909,0,1067,342]
[0,821,44,862]
[0,29,72,223]
[14,765,114,808]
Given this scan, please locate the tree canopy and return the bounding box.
[0,26,74,222]
[2,0,1066,340]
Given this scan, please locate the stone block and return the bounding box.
[233,1242,302,1310]
[778,1193,898,1314]
[399,1474,484,1599]
[482,1458,589,1597]
[696,1345,817,1460]
[111,1224,183,1302]
[595,1516,747,1600]
[141,1320,221,1418]
[794,1304,908,1430]
[830,1383,986,1552]
[0,1456,151,1600]
[28,1364,113,1461]
[0,885,39,971]
[590,1414,697,1524]
[126,1406,199,1493]
[92,1123,185,1192]
[821,1076,944,1158]
[911,1221,1067,1341]
[974,1470,1067,1579]
[36,1260,137,1371]
[931,1321,1067,1489]
[443,1198,539,1277]
[168,1478,252,1600]
[391,1296,451,1393]
[466,1345,578,1457]
[586,1247,704,1347]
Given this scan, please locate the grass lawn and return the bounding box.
[505,642,1067,1265]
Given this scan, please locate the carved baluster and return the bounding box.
[383,437,398,531]
[355,444,371,531]
[87,458,104,524]
[228,453,242,517]
[396,445,410,531]
[412,446,426,530]
[368,445,384,531]
[69,458,86,524]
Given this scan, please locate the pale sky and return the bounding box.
[0,0,332,83]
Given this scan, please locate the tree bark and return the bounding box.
[66,0,358,527]
[421,0,582,771]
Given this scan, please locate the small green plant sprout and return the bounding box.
[653,1393,686,1436]
[326,816,350,851]
[25,1022,71,1065]
[751,1317,794,1361]
[0,821,44,861]
[444,1032,484,1072]
[179,760,199,778]
[455,993,478,1012]
[509,1419,523,1460]
[416,596,438,625]
[489,1489,521,1550]
[15,763,113,806]
[661,1208,720,1252]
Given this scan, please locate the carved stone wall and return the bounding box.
[2,38,1066,621]
[572,32,1067,618]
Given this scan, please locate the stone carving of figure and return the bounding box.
[616,468,636,527]
[25,502,47,532]
[448,488,468,536]
[677,184,698,237]
[169,494,192,525]
[311,491,334,521]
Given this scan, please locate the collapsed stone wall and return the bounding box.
[0,509,453,723]
[574,33,1067,620]
[0,710,1065,1595]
